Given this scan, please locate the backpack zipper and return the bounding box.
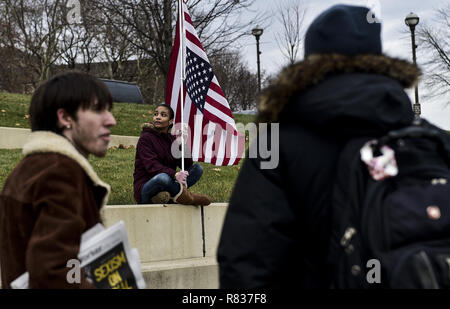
[341,227,357,248]
[431,178,447,185]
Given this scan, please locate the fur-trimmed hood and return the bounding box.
[141,122,173,135]
[256,54,420,128]
[141,122,156,130]
[22,131,111,206]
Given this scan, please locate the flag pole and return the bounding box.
[178,0,185,171]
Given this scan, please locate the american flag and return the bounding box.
[165,0,245,166]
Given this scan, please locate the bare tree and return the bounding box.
[4,0,68,84]
[93,0,264,82]
[59,2,102,73]
[186,0,263,57]
[0,2,16,48]
[274,0,306,65]
[84,1,135,80]
[75,1,104,73]
[0,2,25,92]
[0,0,264,106]
[59,22,85,69]
[417,4,450,99]
[211,50,258,111]
[99,24,135,80]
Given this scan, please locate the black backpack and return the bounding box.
[329,119,450,288]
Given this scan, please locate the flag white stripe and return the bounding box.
[214,129,227,166]
[183,94,192,127]
[211,76,230,101]
[183,12,209,61]
[184,22,197,36]
[204,103,235,126]
[228,134,238,166]
[170,52,182,114]
[204,122,216,163]
[210,77,234,116]
[207,87,230,109]
[192,112,203,161]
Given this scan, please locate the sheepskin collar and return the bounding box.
[256,54,421,124]
[22,131,111,206]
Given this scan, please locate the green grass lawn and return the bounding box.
[89,148,244,205]
[0,91,255,136]
[0,91,160,136]
[0,91,253,204]
[0,92,30,129]
[0,147,244,205]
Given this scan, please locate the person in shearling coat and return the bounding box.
[217,4,420,288]
[0,71,115,288]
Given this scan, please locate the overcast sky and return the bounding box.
[237,0,450,129]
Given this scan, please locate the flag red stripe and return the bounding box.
[184,12,193,26]
[165,21,180,106]
[209,82,226,98]
[203,109,229,131]
[205,95,234,119]
[186,31,205,52]
[201,115,209,161]
[188,97,197,158]
[222,129,231,166]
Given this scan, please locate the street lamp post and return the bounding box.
[405,12,420,117]
[252,26,263,93]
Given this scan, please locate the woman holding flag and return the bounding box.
[133,103,211,206]
[134,0,242,206]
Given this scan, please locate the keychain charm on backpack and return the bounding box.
[360,140,398,181]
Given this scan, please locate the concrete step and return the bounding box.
[142,257,219,289]
[101,204,228,289]
[101,204,228,263]
[0,258,219,289]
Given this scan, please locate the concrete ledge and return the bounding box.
[203,203,228,257]
[142,257,218,289]
[101,204,227,288]
[0,126,138,149]
[101,204,204,263]
[101,204,228,262]
[0,127,29,149]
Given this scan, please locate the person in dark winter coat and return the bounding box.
[133,103,211,205]
[217,4,420,288]
[0,71,115,288]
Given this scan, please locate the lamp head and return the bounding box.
[252,26,263,38]
[405,12,419,28]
